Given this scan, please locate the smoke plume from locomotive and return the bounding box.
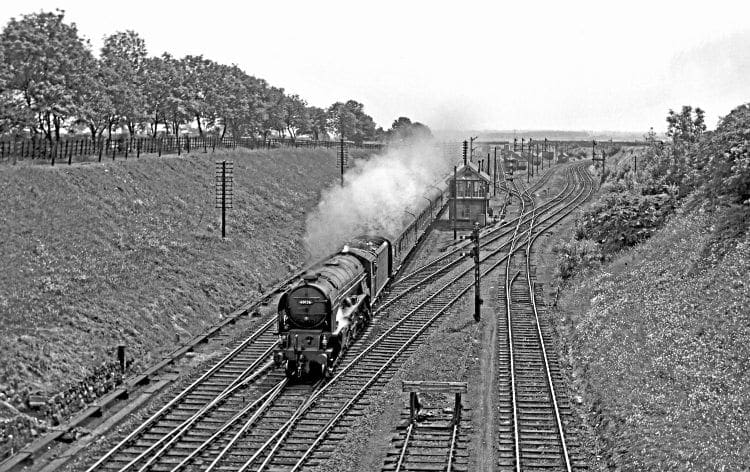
[304,138,451,260]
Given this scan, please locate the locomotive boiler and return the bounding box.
[274,236,392,377]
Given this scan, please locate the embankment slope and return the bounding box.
[555,204,750,470]
[0,148,347,403]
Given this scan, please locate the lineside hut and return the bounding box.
[447,161,492,229]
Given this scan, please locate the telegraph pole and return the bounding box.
[215,160,234,238]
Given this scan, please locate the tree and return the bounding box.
[0,45,20,135]
[141,54,190,136]
[217,67,267,139]
[101,30,146,69]
[100,30,147,135]
[386,116,433,142]
[662,106,708,195]
[141,56,172,136]
[281,94,309,140]
[326,100,378,143]
[262,86,286,139]
[326,101,357,139]
[73,59,115,140]
[182,55,216,136]
[0,10,94,141]
[344,100,377,144]
[161,55,190,135]
[666,105,706,144]
[306,106,328,140]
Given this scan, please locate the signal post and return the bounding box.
[465,223,482,322]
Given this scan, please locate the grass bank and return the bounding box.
[554,202,750,470]
[0,147,358,409]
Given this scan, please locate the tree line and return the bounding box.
[0,10,432,145]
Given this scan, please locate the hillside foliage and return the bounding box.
[554,102,750,280]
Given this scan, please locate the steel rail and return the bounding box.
[85,317,278,472]
[379,167,574,314]
[203,379,290,472]
[446,423,459,472]
[127,358,275,472]
[178,164,591,472]
[283,169,596,472]
[394,423,414,472]
[392,166,557,287]
[504,164,592,471]
[167,378,288,472]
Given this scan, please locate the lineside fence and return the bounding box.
[0,135,384,166]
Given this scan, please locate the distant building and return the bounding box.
[447,162,492,229]
[477,140,510,155]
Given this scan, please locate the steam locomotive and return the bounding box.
[274,236,393,377]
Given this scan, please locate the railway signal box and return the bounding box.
[447,161,492,229]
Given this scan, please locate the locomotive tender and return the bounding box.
[274,236,392,377]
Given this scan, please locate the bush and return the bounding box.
[575,191,675,255]
[552,238,603,280]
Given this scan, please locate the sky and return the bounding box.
[1,0,748,134]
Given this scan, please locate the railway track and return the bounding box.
[382,412,468,472]
[391,167,556,287]
[495,165,593,471]
[240,164,594,471]
[82,162,592,472]
[379,166,578,319]
[82,319,283,472]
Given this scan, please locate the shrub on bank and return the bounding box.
[575,192,675,255]
[551,238,603,280]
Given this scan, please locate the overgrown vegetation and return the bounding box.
[554,102,750,280]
